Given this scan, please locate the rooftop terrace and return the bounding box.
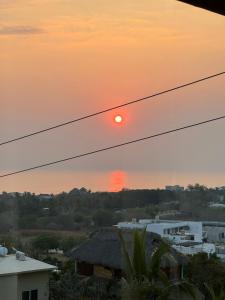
[0,255,55,277]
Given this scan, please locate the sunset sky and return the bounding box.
[1,0,225,193]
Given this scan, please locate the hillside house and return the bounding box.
[0,250,55,300]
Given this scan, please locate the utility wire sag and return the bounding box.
[1,114,225,178]
[1,71,225,147]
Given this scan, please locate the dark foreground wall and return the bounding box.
[178,0,225,16]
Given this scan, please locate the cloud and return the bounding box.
[0,25,44,35]
[0,0,36,9]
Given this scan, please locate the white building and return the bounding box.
[209,203,225,209]
[216,245,225,261]
[173,242,215,256]
[118,220,202,243]
[142,220,203,244]
[0,249,55,300]
[165,185,184,192]
[203,221,225,243]
[38,194,53,200]
[117,219,215,256]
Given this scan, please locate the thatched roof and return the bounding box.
[69,228,187,270]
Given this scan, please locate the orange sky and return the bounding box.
[1,0,225,193]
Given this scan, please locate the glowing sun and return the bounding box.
[114,115,123,124]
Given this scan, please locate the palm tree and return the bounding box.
[119,229,197,300]
[205,284,225,300]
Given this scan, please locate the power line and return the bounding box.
[1,114,225,178]
[1,71,225,147]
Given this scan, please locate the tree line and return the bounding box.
[0,185,225,232]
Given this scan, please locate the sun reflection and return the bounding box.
[109,170,127,192]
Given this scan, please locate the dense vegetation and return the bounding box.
[48,233,225,300]
[1,185,225,233]
[1,185,225,299]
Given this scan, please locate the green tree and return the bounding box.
[31,234,59,253]
[59,236,86,252]
[73,213,84,223]
[187,253,225,300]
[93,209,115,226]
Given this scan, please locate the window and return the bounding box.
[22,291,30,300]
[219,233,225,240]
[22,290,38,300]
[31,290,38,300]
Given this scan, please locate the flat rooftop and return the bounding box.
[0,255,56,276]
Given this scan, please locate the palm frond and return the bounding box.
[119,229,199,300]
[118,229,134,282]
[158,269,170,287]
[149,242,170,281]
[132,230,147,279]
[205,283,225,300]
[169,281,197,300]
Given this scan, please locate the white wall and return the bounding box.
[17,271,50,300]
[146,221,203,243]
[173,243,215,256]
[187,222,203,242]
[204,226,225,243]
[117,222,145,229]
[0,275,17,300]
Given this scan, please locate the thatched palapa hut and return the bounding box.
[69,228,187,280]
